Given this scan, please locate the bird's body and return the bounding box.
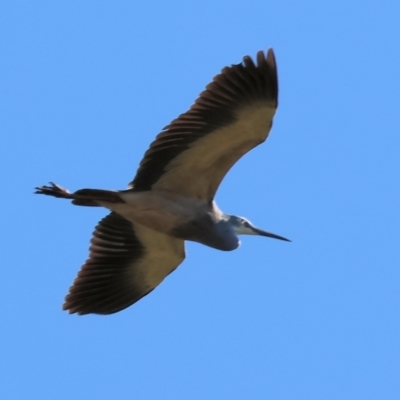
[117,190,215,239]
[36,49,290,315]
[103,190,238,250]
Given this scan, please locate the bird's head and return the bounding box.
[228,215,290,242]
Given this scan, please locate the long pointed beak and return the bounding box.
[251,227,291,242]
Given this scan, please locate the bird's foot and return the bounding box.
[35,182,72,199]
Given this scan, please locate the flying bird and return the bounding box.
[36,48,289,315]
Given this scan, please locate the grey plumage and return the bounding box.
[36,49,289,315]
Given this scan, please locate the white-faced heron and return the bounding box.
[36,49,290,315]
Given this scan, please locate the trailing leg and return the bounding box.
[35,182,125,207]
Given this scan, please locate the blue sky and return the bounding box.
[1,1,399,399]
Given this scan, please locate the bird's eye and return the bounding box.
[242,220,250,227]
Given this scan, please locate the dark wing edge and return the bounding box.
[129,49,278,196]
[63,212,184,315]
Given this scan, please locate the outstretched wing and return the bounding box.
[130,49,278,201]
[64,212,185,315]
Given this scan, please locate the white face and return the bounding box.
[232,216,290,242]
[234,217,257,235]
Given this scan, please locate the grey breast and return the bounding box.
[170,212,239,251]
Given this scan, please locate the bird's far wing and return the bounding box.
[63,212,185,315]
[129,49,278,201]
